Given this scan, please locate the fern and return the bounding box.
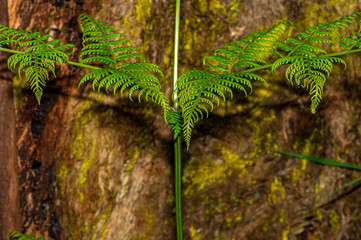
[165,109,183,140]
[0,26,75,104]
[78,14,145,66]
[272,12,361,113]
[203,20,292,73]
[78,14,169,114]
[340,32,361,50]
[176,22,290,149]
[7,230,53,240]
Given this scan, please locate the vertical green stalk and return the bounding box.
[173,0,183,239]
[174,136,182,240]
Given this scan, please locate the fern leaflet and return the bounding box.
[7,230,53,240]
[78,14,144,66]
[78,14,170,114]
[0,25,75,103]
[340,32,361,50]
[272,12,361,113]
[203,20,292,73]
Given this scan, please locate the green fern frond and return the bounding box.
[340,32,361,50]
[175,21,291,149]
[7,230,53,240]
[203,20,292,73]
[275,13,360,58]
[272,12,360,113]
[273,54,346,113]
[176,68,266,149]
[79,14,144,67]
[0,25,75,104]
[78,14,169,115]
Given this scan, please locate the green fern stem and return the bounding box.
[173,0,183,239]
[66,59,101,70]
[174,135,182,240]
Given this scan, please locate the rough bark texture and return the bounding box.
[6,0,361,239]
[0,0,21,238]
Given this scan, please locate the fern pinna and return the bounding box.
[0,26,75,103]
[271,13,361,113]
[7,230,52,240]
[175,21,290,149]
[78,14,169,114]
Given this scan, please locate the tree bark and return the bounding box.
[0,0,21,238]
[6,0,361,239]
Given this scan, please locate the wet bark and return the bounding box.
[7,0,361,239]
[0,0,21,238]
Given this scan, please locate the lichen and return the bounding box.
[268,177,286,205]
[246,109,276,159]
[291,124,325,183]
[183,146,252,197]
[135,0,152,26]
[56,164,70,196]
[79,138,96,186]
[126,146,141,172]
[329,209,340,234]
[282,225,290,240]
[189,225,203,240]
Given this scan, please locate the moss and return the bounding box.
[291,124,325,183]
[279,209,288,224]
[311,232,322,240]
[246,109,276,159]
[329,209,340,234]
[79,138,96,186]
[135,0,152,26]
[291,167,302,183]
[120,12,133,28]
[126,146,141,171]
[316,208,323,222]
[282,226,290,240]
[209,0,226,16]
[183,146,252,197]
[56,164,70,196]
[137,206,156,240]
[268,177,286,205]
[230,1,240,12]
[68,94,100,202]
[224,214,242,229]
[189,225,203,240]
[183,18,193,58]
[99,205,114,240]
[56,92,119,239]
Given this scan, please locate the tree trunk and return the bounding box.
[0,0,21,238]
[6,0,361,239]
